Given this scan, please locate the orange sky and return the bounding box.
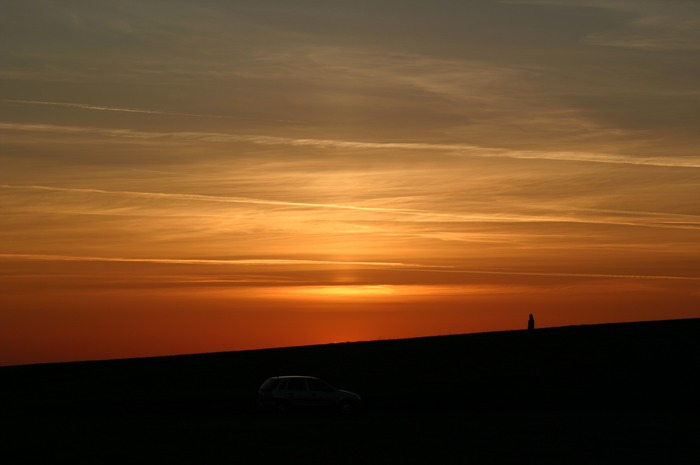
[1,0,699,366]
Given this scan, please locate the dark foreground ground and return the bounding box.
[2,319,699,464]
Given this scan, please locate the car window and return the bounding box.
[307,378,334,392]
[286,379,307,391]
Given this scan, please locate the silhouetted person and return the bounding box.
[528,314,535,332]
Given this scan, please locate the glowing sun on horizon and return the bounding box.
[295,285,396,299]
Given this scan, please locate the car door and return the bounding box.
[306,378,339,407]
[283,378,312,407]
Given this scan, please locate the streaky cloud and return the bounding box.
[0,253,449,270]
[3,184,698,231]
[572,207,700,219]
[0,99,302,124]
[503,0,700,51]
[1,122,698,168]
[0,253,700,281]
[5,253,692,281]
[0,184,421,214]
[0,99,227,119]
[409,267,700,281]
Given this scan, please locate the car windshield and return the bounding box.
[260,378,280,391]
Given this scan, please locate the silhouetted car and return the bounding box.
[258,376,362,413]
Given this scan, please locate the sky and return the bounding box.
[1,0,699,366]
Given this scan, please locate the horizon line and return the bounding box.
[1,316,697,368]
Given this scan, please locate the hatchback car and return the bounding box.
[258,376,361,413]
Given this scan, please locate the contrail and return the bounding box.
[409,267,700,281]
[1,253,696,281]
[0,184,420,214]
[1,121,698,168]
[572,207,700,219]
[3,184,698,230]
[0,99,306,123]
[0,253,450,269]
[0,99,227,119]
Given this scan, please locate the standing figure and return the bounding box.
[528,314,535,332]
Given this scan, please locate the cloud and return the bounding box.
[0,99,303,124]
[0,99,227,119]
[503,0,700,51]
[2,122,698,168]
[0,184,421,215]
[244,46,635,149]
[418,267,700,281]
[2,253,696,282]
[3,184,698,236]
[0,253,447,270]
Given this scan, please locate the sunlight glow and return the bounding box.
[296,285,396,298]
[268,284,515,302]
[3,0,700,367]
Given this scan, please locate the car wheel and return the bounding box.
[276,400,291,414]
[339,400,356,414]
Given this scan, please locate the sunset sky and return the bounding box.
[2,0,699,366]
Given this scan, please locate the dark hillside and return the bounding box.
[2,318,699,414]
[2,319,699,464]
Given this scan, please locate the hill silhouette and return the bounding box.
[2,318,698,463]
